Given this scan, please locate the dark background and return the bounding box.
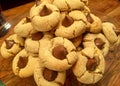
[0,0,33,10]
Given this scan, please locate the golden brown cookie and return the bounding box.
[0,34,24,58]
[34,59,66,86]
[39,37,78,71]
[55,11,87,39]
[30,3,60,32]
[72,47,105,84]
[12,49,39,78]
[83,33,109,56]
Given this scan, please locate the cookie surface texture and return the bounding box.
[39,37,77,71]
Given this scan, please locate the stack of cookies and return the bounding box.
[1,0,120,86]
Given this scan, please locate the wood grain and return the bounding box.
[0,0,120,86]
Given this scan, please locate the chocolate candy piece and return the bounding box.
[94,38,105,49]
[5,40,15,49]
[86,13,94,24]
[52,45,68,60]
[40,5,52,16]
[86,58,98,71]
[62,15,74,27]
[31,32,44,40]
[26,17,31,23]
[18,56,28,68]
[43,68,58,81]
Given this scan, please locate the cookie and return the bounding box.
[102,22,118,44]
[12,49,38,78]
[39,37,78,71]
[25,32,53,54]
[34,59,66,86]
[53,0,85,11]
[83,33,109,56]
[55,11,87,39]
[30,3,60,31]
[0,34,24,58]
[72,47,105,84]
[14,17,37,37]
[86,13,102,33]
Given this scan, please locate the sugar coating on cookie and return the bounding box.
[14,17,37,37]
[30,3,60,31]
[34,59,66,86]
[72,47,105,84]
[0,34,24,58]
[12,49,39,78]
[39,37,78,71]
[55,11,87,39]
[83,33,109,56]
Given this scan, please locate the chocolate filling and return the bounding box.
[5,40,15,49]
[86,13,94,24]
[18,56,28,68]
[40,5,52,16]
[94,38,105,49]
[43,68,58,81]
[31,32,44,40]
[52,45,68,60]
[62,15,74,27]
[86,58,98,71]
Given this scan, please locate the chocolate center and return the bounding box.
[86,13,94,24]
[40,5,52,16]
[86,58,98,71]
[26,17,31,23]
[113,28,120,36]
[18,56,28,68]
[5,40,15,49]
[62,15,74,27]
[94,38,105,49]
[52,45,68,60]
[31,32,44,40]
[43,68,58,81]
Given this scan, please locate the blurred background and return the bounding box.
[0,0,33,10]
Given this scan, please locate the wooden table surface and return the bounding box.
[0,0,120,86]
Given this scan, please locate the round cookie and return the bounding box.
[34,59,66,86]
[72,47,105,84]
[53,0,85,11]
[83,33,109,56]
[12,49,38,78]
[102,22,118,44]
[0,34,24,58]
[25,32,53,54]
[39,37,78,71]
[14,17,37,37]
[30,3,60,31]
[86,13,102,33]
[55,11,87,39]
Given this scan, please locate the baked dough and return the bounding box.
[30,3,60,31]
[53,0,85,11]
[55,11,86,39]
[34,59,66,86]
[72,47,105,84]
[14,17,37,37]
[0,34,24,58]
[12,49,38,78]
[83,33,109,56]
[86,13,102,33]
[39,37,77,71]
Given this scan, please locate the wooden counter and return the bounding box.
[0,0,120,86]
